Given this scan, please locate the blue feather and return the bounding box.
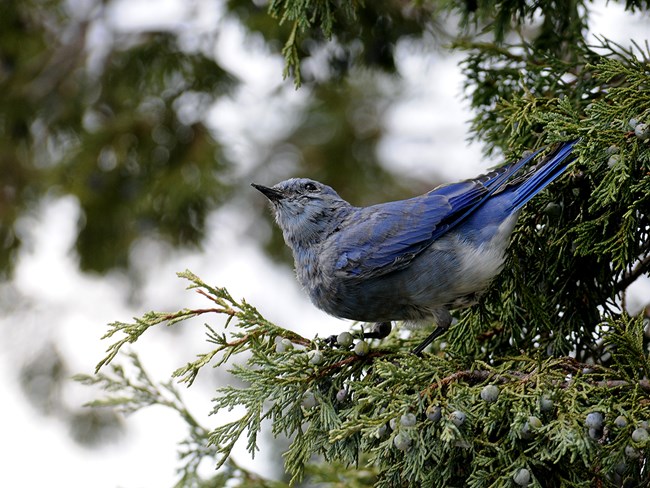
[334,141,576,277]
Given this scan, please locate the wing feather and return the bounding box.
[330,148,545,278]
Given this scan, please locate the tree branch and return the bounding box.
[616,251,650,292]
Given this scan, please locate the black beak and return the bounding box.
[251,183,285,203]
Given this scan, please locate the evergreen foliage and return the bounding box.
[76,0,650,486]
[80,264,650,486]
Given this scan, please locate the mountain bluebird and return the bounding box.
[253,140,577,354]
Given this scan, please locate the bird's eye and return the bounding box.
[304,182,318,192]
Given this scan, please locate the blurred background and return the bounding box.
[0,0,648,486]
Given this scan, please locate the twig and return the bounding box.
[162,307,234,321]
[316,351,387,379]
[615,252,650,292]
[596,379,650,391]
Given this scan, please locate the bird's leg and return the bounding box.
[411,327,447,356]
[363,321,392,340]
[411,310,452,356]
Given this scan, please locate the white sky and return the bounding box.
[0,1,648,487]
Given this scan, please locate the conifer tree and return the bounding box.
[78,1,650,486]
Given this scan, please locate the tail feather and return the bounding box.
[509,140,578,212]
[446,140,577,230]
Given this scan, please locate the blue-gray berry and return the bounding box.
[276,338,294,353]
[521,416,541,439]
[393,431,412,451]
[336,388,347,402]
[635,123,650,140]
[450,410,466,427]
[631,427,649,443]
[353,340,370,356]
[426,405,442,422]
[301,390,317,409]
[539,396,554,412]
[585,412,604,430]
[307,349,324,365]
[400,413,417,427]
[607,154,620,168]
[480,384,500,402]
[589,427,602,440]
[513,468,531,486]
[336,331,354,347]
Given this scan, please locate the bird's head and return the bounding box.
[252,178,350,248]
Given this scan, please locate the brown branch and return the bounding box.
[283,333,313,347]
[316,351,388,379]
[224,329,267,348]
[196,288,223,304]
[616,252,650,292]
[596,379,650,391]
[161,289,239,319]
[421,367,650,394]
[476,326,505,341]
[423,369,527,394]
[161,307,235,322]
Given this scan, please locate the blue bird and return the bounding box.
[253,140,577,354]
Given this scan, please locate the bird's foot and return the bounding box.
[324,334,339,347]
[323,322,392,348]
[363,321,392,340]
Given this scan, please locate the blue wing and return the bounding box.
[332,141,577,278]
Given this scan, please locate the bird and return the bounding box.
[252,140,577,354]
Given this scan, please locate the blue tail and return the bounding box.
[509,139,578,212]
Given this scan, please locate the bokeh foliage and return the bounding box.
[0,0,437,277]
[1,2,234,275]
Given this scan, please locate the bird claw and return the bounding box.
[324,334,339,347]
[325,321,446,355]
[322,321,392,349]
[363,321,392,340]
